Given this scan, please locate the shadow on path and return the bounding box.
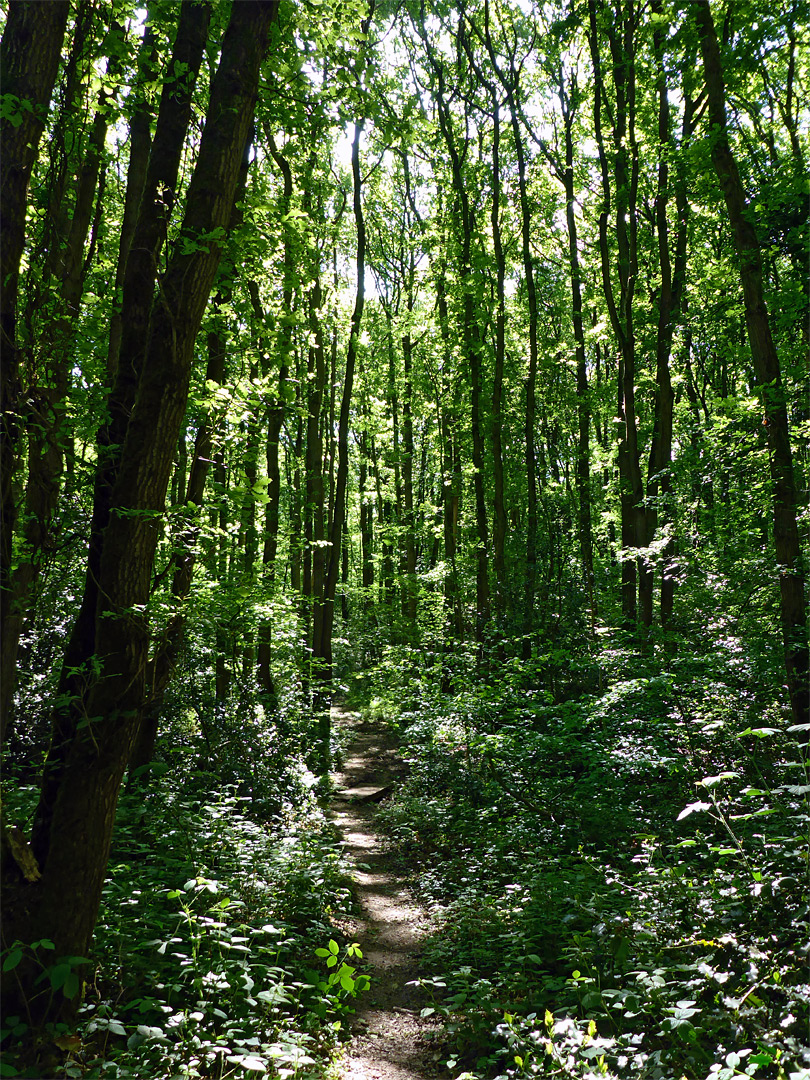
[330,707,441,1080]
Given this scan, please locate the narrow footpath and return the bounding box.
[329,706,441,1080]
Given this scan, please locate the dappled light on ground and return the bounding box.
[331,707,440,1080]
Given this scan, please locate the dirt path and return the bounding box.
[329,707,441,1080]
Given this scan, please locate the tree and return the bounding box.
[0,0,70,742]
[694,0,809,739]
[2,0,279,1023]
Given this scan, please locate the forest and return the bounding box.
[0,0,808,1077]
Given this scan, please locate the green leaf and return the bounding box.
[257,985,290,1006]
[49,964,71,990]
[228,1055,268,1072]
[2,948,23,972]
[699,772,739,788]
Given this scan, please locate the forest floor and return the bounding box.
[329,706,441,1080]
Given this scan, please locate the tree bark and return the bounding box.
[1,16,124,740]
[647,16,691,630]
[30,0,214,869]
[483,20,539,657]
[2,1,279,1024]
[105,15,158,379]
[128,328,227,777]
[0,0,70,743]
[557,66,596,632]
[694,0,809,738]
[127,124,256,776]
[315,119,367,696]
[432,61,491,641]
[587,0,645,630]
[489,95,509,625]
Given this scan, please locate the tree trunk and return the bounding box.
[0,0,70,744]
[256,134,294,696]
[40,1,214,786]
[587,0,645,631]
[647,16,691,631]
[436,272,464,643]
[315,119,366,699]
[129,330,227,777]
[558,69,595,631]
[401,323,418,631]
[127,117,256,774]
[484,31,540,659]
[304,267,328,687]
[510,87,539,655]
[106,17,158,379]
[489,96,509,626]
[2,1,279,1024]
[432,63,491,642]
[694,0,809,738]
[359,398,375,598]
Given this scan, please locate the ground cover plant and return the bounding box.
[371,638,810,1080]
[1,697,369,1079]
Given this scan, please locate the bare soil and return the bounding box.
[329,707,442,1080]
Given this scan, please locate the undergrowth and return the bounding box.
[369,638,810,1080]
[1,695,368,1079]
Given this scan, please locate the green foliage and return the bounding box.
[0,763,365,1078]
[371,648,810,1080]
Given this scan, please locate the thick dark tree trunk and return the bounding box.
[2,0,279,1024]
[128,293,232,778]
[37,1,213,803]
[106,17,157,379]
[695,0,809,739]
[130,358,224,773]
[0,0,70,743]
[2,16,123,739]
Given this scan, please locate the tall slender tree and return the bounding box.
[694,0,808,739]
